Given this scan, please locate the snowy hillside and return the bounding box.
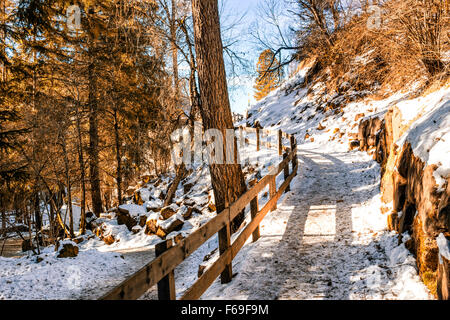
[214,64,449,300]
[1,63,448,300]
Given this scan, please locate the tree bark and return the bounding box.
[88,44,103,217]
[191,0,247,233]
[170,0,179,96]
[33,191,41,231]
[113,108,123,206]
[60,137,74,237]
[164,163,186,207]
[76,110,87,234]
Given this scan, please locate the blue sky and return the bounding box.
[221,0,260,115]
[219,0,297,115]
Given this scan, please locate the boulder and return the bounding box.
[159,216,184,236]
[103,234,116,245]
[184,199,196,207]
[161,205,177,220]
[156,228,167,239]
[21,239,35,252]
[146,206,159,213]
[349,140,360,150]
[132,226,142,234]
[145,218,158,235]
[387,212,399,232]
[184,183,194,194]
[57,242,79,258]
[85,212,97,231]
[139,215,147,228]
[182,207,194,220]
[116,210,138,231]
[208,203,216,212]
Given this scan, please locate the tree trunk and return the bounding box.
[171,0,179,96]
[76,111,87,234]
[1,207,6,233]
[164,163,186,207]
[88,47,103,217]
[34,192,41,231]
[61,137,74,238]
[113,109,123,205]
[191,0,247,233]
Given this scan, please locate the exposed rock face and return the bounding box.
[357,107,449,299]
[438,255,450,300]
[437,233,450,300]
[357,114,384,160]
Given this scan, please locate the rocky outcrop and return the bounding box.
[357,106,449,299]
[437,233,450,300]
[357,113,386,165]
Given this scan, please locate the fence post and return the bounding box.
[290,136,297,174]
[155,239,176,300]
[218,208,232,284]
[278,130,283,156]
[269,174,277,212]
[283,152,291,193]
[250,179,260,242]
[256,127,260,152]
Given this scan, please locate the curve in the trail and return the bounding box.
[200,147,432,300]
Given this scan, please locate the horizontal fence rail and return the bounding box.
[100,127,298,301]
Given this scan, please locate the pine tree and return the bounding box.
[253,49,284,101]
[191,0,248,237]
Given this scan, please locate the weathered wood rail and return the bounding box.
[100,127,298,300]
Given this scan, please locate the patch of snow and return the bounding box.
[396,90,450,191]
[118,204,147,217]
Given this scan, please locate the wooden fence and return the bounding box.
[100,127,298,300]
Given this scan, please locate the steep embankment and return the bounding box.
[357,85,450,299]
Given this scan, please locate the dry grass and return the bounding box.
[296,0,449,98]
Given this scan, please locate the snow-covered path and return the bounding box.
[201,147,433,300]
